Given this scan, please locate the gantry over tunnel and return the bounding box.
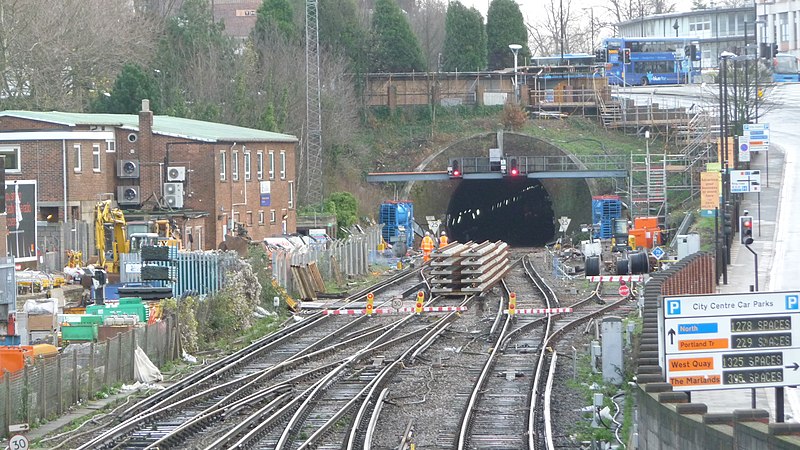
[366,131,628,245]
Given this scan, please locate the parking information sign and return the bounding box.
[662,291,800,391]
[743,123,770,152]
[730,170,761,193]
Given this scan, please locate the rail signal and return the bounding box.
[366,292,374,315]
[740,216,753,244]
[448,159,462,178]
[509,158,520,176]
[415,291,425,314]
[509,292,517,315]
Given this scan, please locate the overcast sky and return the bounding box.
[457,0,696,27]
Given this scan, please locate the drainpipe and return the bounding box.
[62,139,67,223]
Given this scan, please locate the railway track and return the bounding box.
[72,267,427,450]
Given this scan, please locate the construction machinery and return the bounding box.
[95,200,129,273]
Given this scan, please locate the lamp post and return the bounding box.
[509,44,522,102]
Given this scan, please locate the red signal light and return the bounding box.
[510,168,519,176]
[452,169,460,177]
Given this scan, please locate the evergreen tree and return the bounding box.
[486,0,529,70]
[690,0,709,10]
[319,0,369,74]
[253,0,298,44]
[442,2,487,72]
[370,0,427,73]
[91,64,160,114]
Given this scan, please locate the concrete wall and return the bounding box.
[636,252,800,448]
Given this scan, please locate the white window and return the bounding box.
[280,151,286,179]
[244,152,251,181]
[220,151,227,181]
[288,180,294,209]
[268,151,275,179]
[259,210,265,224]
[257,152,264,180]
[106,140,116,152]
[0,146,21,173]
[92,144,101,172]
[232,151,239,181]
[270,209,276,224]
[73,144,82,172]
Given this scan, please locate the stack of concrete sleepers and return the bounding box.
[430,241,509,295]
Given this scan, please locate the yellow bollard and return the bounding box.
[366,292,374,316]
[509,292,517,316]
[415,291,425,314]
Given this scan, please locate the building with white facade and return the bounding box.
[616,6,755,69]
[757,0,800,58]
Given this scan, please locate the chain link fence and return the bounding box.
[0,317,176,437]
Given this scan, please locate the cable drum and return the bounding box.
[616,259,629,275]
[629,251,650,274]
[585,256,601,277]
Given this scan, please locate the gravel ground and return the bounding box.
[370,248,633,449]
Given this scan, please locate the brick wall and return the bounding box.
[0,113,298,250]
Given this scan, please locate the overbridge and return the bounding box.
[366,155,628,182]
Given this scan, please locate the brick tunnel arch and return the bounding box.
[406,131,599,246]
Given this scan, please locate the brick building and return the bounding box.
[0,102,299,251]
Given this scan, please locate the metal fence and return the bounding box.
[271,226,383,293]
[0,318,176,437]
[120,251,240,297]
[0,257,15,307]
[38,221,92,273]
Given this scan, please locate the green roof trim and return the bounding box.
[0,110,298,143]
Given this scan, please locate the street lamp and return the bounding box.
[509,44,522,102]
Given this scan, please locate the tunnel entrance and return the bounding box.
[446,178,556,247]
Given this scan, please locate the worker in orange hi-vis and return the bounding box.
[421,231,435,262]
[438,231,448,248]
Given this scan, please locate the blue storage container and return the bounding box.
[380,201,415,249]
[591,196,622,239]
[0,335,20,345]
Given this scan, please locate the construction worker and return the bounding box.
[439,231,448,248]
[421,231,435,262]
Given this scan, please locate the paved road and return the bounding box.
[622,82,800,420]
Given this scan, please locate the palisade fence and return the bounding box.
[271,226,384,294]
[38,221,93,273]
[120,251,239,297]
[0,318,176,438]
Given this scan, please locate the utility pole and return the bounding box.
[304,0,323,207]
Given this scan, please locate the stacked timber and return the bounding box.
[291,262,326,300]
[429,241,509,296]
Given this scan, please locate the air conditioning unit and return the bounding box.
[117,186,141,206]
[166,166,186,182]
[164,182,184,209]
[116,159,140,178]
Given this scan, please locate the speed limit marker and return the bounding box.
[9,434,29,450]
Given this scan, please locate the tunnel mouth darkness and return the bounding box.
[446,178,556,247]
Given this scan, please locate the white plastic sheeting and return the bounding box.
[134,346,163,383]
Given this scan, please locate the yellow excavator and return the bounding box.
[95,200,129,273]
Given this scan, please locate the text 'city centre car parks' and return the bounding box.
[661,292,800,391]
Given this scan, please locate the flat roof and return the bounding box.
[0,110,298,144]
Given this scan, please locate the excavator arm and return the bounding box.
[95,200,128,273]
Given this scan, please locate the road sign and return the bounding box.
[8,424,29,433]
[651,246,665,260]
[743,123,770,152]
[8,434,28,450]
[662,291,800,391]
[558,216,571,232]
[730,170,761,193]
[738,137,750,163]
[619,285,630,297]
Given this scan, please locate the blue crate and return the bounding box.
[380,202,414,249]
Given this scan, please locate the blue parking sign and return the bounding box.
[666,299,681,316]
[787,295,799,310]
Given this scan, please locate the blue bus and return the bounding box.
[602,37,701,86]
[773,53,800,82]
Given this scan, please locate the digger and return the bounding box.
[95,199,129,273]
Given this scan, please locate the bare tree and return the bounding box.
[407,0,448,71]
[602,0,676,25]
[528,0,592,56]
[0,0,158,111]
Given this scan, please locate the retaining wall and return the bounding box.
[636,252,800,449]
